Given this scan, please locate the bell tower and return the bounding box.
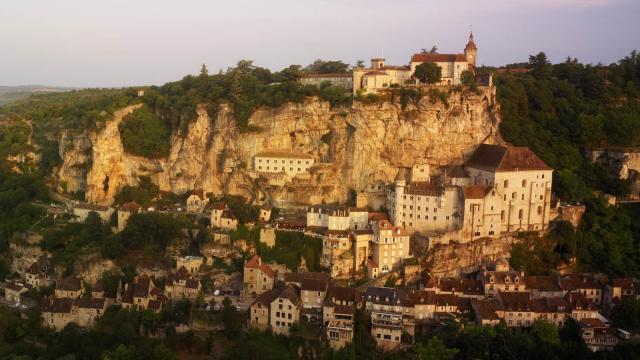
[464,32,478,68]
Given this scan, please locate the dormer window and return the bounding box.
[489,276,494,284]
[505,277,510,284]
[514,277,520,284]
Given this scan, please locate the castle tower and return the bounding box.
[464,32,478,68]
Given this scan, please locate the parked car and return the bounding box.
[213,289,220,296]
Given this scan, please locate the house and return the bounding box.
[371,220,411,274]
[270,284,302,335]
[605,277,640,307]
[220,211,238,231]
[117,201,140,232]
[426,277,484,299]
[176,256,204,274]
[365,287,406,351]
[243,255,276,299]
[186,189,209,213]
[41,297,75,331]
[72,203,114,223]
[25,258,52,288]
[249,287,281,330]
[524,276,564,299]
[471,298,502,326]
[254,151,315,177]
[4,281,29,303]
[121,275,165,312]
[210,202,228,228]
[478,258,526,298]
[580,318,620,352]
[75,297,108,327]
[323,286,357,349]
[55,277,84,299]
[558,274,602,305]
[165,267,201,301]
[259,206,272,223]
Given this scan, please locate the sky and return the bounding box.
[0,0,638,88]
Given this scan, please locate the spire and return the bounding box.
[465,31,477,51]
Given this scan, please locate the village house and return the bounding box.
[558,274,603,305]
[370,220,411,275]
[4,281,29,303]
[478,258,526,299]
[254,151,315,177]
[75,297,108,327]
[323,286,357,349]
[365,287,406,351]
[121,275,165,313]
[425,277,485,299]
[24,258,52,288]
[580,318,621,352]
[176,255,204,274]
[524,276,564,299]
[259,205,272,223]
[249,287,281,330]
[270,283,302,335]
[55,277,85,299]
[352,58,412,95]
[210,202,238,230]
[604,277,640,308]
[72,203,114,223]
[186,189,209,213]
[165,266,202,301]
[41,297,75,331]
[243,255,276,299]
[117,201,140,232]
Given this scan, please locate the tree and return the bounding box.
[529,52,552,80]
[414,62,442,84]
[610,297,640,330]
[304,59,350,74]
[461,70,477,89]
[355,60,365,68]
[420,46,438,54]
[199,64,209,78]
[412,337,458,360]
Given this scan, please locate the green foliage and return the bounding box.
[0,124,33,159]
[114,176,159,207]
[304,59,350,74]
[610,297,640,330]
[497,51,640,203]
[414,62,442,84]
[143,60,351,132]
[244,230,322,271]
[119,106,171,158]
[120,212,185,250]
[224,195,259,224]
[412,336,458,360]
[0,167,48,246]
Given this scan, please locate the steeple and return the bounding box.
[465,32,477,51]
[464,31,478,67]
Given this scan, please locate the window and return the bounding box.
[504,180,509,188]
[537,206,542,215]
[518,209,524,219]
[501,210,505,220]
[522,180,527,187]
[512,192,517,199]
[521,194,525,200]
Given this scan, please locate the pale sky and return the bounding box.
[1,0,638,87]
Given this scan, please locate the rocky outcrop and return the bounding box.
[428,236,516,278]
[57,87,502,206]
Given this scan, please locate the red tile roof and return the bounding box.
[463,185,491,199]
[466,144,551,172]
[411,54,467,63]
[245,255,275,278]
[120,201,141,212]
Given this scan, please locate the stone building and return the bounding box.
[323,286,357,349]
[55,277,84,299]
[210,202,238,230]
[365,287,406,351]
[270,284,302,335]
[254,151,314,177]
[243,255,276,299]
[176,256,204,274]
[299,73,353,90]
[186,189,209,213]
[371,220,411,274]
[117,201,140,232]
[4,281,29,303]
[478,258,526,298]
[462,144,553,239]
[165,267,202,301]
[72,203,114,223]
[249,287,281,330]
[25,258,52,288]
[121,275,165,313]
[352,59,412,94]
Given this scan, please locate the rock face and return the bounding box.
[428,236,515,278]
[587,148,640,199]
[57,87,501,206]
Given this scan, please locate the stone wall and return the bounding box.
[427,236,516,278]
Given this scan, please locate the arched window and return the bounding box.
[537,206,543,215]
[504,180,509,188]
[522,179,527,187]
[512,192,517,199]
[518,209,524,219]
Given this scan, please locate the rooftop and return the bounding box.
[466,144,551,172]
[255,151,314,160]
[411,53,467,63]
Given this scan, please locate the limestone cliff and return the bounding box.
[57,87,502,206]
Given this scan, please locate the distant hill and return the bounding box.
[0,85,77,107]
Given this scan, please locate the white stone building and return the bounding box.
[254,151,314,177]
